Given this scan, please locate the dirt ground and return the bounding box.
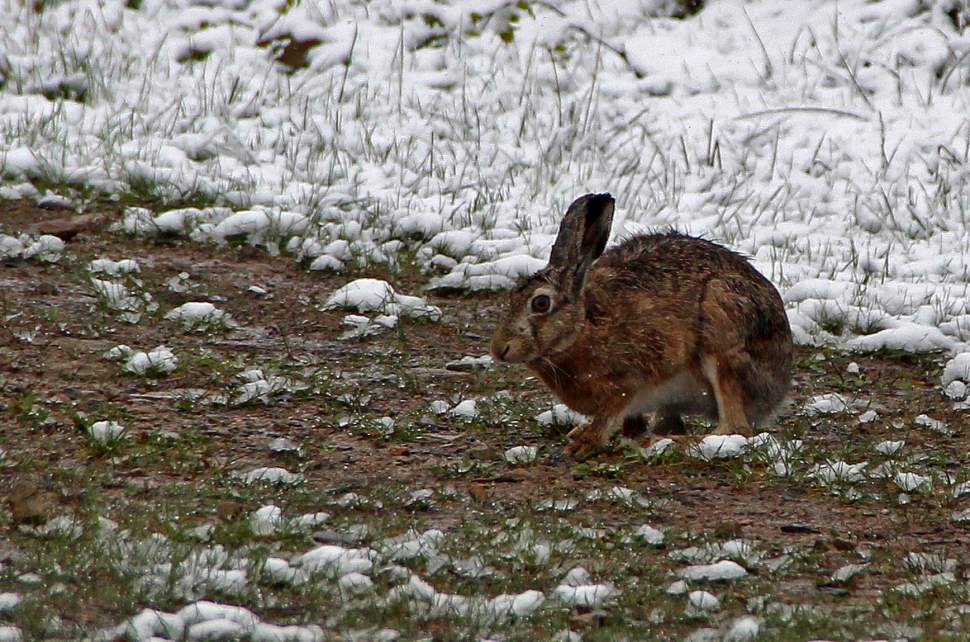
[1,201,969,639]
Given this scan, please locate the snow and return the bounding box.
[894,472,931,492]
[666,580,688,595]
[915,414,950,435]
[846,323,955,353]
[339,314,396,339]
[535,404,586,428]
[338,572,374,595]
[233,370,307,405]
[679,560,748,582]
[268,438,300,454]
[504,446,538,465]
[894,573,956,597]
[164,302,233,329]
[804,394,851,415]
[811,460,868,484]
[724,617,761,641]
[88,258,140,275]
[250,505,283,536]
[634,525,665,546]
[445,355,494,371]
[0,594,20,613]
[953,481,970,499]
[831,563,869,584]
[0,628,21,642]
[88,420,126,444]
[906,552,958,574]
[687,435,749,461]
[552,583,618,607]
[380,529,444,562]
[21,235,63,262]
[103,601,325,642]
[186,619,247,640]
[293,545,374,577]
[0,235,24,259]
[389,574,544,621]
[641,438,676,459]
[124,347,179,375]
[11,0,966,350]
[323,279,441,321]
[944,380,967,399]
[942,353,970,386]
[9,0,970,633]
[686,590,720,613]
[875,440,905,456]
[448,399,478,419]
[235,467,303,486]
[91,278,139,311]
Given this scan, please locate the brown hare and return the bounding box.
[490,193,793,459]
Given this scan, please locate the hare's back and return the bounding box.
[596,232,769,291]
[586,231,789,346]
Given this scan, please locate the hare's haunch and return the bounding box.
[490,193,793,460]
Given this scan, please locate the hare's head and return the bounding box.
[490,193,614,364]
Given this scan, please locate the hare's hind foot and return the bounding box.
[653,413,687,435]
[621,415,648,438]
[564,418,615,460]
[621,413,686,438]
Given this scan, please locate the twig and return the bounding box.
[742,6,773,80]
[735,106,868,122]
[939,46,970,94]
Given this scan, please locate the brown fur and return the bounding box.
[490,194,793,459]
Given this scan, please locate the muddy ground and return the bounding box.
[1,202,969,640]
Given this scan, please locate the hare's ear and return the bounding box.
[548,193,614,295]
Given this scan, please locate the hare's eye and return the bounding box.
[530,294,552,314]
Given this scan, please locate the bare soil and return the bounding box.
[1,201,969,638]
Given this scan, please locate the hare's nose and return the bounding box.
[491,339,511,362]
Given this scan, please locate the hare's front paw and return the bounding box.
[563,419,613,461]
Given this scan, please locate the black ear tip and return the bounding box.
[570,192,615,211]
[591,193,614,208]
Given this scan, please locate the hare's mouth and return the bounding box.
[491,337,535,364]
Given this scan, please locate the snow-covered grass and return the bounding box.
[5,0,970,639]
[5,0,970,353]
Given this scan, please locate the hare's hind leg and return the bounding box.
[621,411,686,439]
[700,355,752,436]
[698,278,755,437]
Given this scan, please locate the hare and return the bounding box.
[490,193,793,459]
